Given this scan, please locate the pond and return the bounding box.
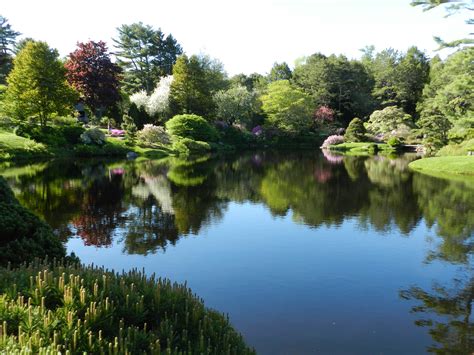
[1,151,473,354]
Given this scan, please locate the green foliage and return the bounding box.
[344,118,366,142]
[0,16,20,84]
[268,62,292,82]
[113,22,182,94]
[214,85,259,126]
[418,48,474,149]
[387,136,401,147]
[293,53,374,124]
[363,47,429,117]
[172,138,211,155]
[436,138,474,156]
[121,114,137,143]
[411,0,474,49]
[73,141,129,157]
[128,102,151,130]
[165,114,218,142]
[366,106,414,137]
[0,260,254,354]
[0,176,65,265]
[260,80,314,133]
[0,130,47,160]
[169,55,227,118]
[3,41,77,126]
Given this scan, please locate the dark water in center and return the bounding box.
[1,151,473,354]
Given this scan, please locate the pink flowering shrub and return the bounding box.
[110,129,125,137]
[314,106,335,123]
[321,135,344,148]
[251,125,263,136]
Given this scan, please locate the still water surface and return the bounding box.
[2,151,473,354]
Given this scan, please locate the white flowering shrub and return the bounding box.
[147,75,173,116]
[80,128,106,145]
[129,90,149,110]
[129,76,173,117]
[137,124,170,145]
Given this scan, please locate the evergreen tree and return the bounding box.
[0,16,20,84]
[268,62,292,82]
[344,117,366,142]
[113,22,182,94]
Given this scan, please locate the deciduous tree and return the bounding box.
[260,80,314,133]
[4,41,77,126]
[65,41,121,117]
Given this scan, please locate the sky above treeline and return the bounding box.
[2,0,470,75]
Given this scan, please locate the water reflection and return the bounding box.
[2,152,472,254]
[1,152,473,353]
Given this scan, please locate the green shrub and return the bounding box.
[80,128,106,145]
[0,177,65,266]
[344,118,366,143]
[14,125,67,147]
[387,136,401,147]
[59,125,85,144]
[0,261,254,354]
[166,114,219,142]
[219,125,255,147]
[73,142,128,157]
[172,138,211,155]
[436,138,474,156]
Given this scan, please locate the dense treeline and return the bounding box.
[0,2,472,157]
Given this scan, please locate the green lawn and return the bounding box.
[409,156,474,177]
[327,142,394,155]
[0,130,48,160]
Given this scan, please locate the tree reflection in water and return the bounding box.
[2,151,473,351]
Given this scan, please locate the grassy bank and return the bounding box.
[409,156,474,178]
[326,142,396,155]
[0,129,170,161]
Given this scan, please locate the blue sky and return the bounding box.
[2,0,470,75]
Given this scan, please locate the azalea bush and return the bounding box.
[109,129,125,137]
[322,134,344,147]
[80,127,106,145]
[137,124,170,145]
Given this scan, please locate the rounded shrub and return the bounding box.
[80,127,106,145]
[137,124,170,146]
[0,261,254,354]
[344,118,366,143]
[166,114,219,142]
[0,177,66,266]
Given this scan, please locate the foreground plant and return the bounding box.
[0,260,254,354]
